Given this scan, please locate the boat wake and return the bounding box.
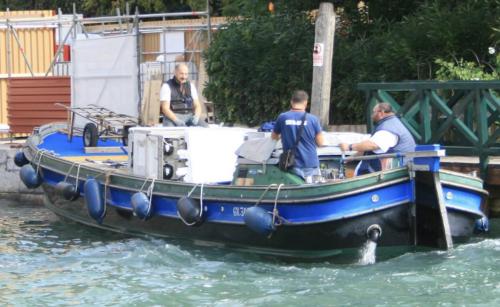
[357,240,377,265]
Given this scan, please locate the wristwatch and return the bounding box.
[349,144,353,151]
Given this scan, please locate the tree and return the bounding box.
[204,10,315,125]
[330,0,500,123]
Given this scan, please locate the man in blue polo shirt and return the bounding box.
[271,90,324,183]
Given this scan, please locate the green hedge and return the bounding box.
[204,0,500,125]
[204,12,314,126]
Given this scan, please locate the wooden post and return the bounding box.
[311,2,336,129]
[414,171,453,250]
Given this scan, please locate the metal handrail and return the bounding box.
[342,150,445,162]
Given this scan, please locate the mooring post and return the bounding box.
[310,2,336,129]
[413,145,453,250]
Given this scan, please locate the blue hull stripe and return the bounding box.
[41,166,484,225]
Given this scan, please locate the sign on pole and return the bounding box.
[313,43,324,67]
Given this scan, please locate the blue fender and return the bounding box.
[131,192,152,220]
[176,196,203,225]
[19,164,42,189]
[55,181,80,201]
[84,178,105,224]
[244,206,275,237]
[14,151,29,167]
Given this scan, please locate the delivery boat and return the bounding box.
[15,123,489,259]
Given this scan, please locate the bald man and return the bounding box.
[160,63,208,127]
[339,102,416,175]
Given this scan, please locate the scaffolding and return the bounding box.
[0,3,224,130]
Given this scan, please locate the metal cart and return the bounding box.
[56,103,139,147]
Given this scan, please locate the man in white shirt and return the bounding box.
[160,63,208,127]
[339,102,416,175]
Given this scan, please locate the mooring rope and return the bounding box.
[139,177,153,193]
[146,178,156,217]
[100,171,115,220]
[187,183,199,197]
[271,183,285,226]
[254,183,278,207]
[199,183,204,212]
[63,162,76,182]
[75,163,81,186]
[33,149,49,176]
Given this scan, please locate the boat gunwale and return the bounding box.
[440,180,489,197]
[35,152,412,204]
[24,124,488,204]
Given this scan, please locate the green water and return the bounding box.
[1,200,499,306]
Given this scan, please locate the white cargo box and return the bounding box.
[128,126,255,183]
[128,127,187,179]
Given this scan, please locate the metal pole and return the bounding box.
[206,0,211,44]
[134,7,143,119]
[9,25,35,76]
[117,7,123,33]
[162,17,167,76]
[6,14,12,78]
[126,2,130,33]
[73,3,78,38]
[45,23,76,76]
[58,8,63,63]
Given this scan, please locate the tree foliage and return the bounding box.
[330,0,500,123]
[0,0,200,15]
[204,11,314,125]
[3,0,498,124]
[202,0,499,124]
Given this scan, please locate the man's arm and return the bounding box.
[339,140,380,152]
[160,100,179,122]
[339,130,397,153]
[315,132,325,147]
[271,132,280,140]
[190,83,202,121]
[192,98,202,119]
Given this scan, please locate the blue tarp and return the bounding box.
[38,132,126,157]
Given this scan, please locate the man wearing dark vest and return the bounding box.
[160,63,208,127]
[339,102,416,175]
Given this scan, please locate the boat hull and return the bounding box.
[43,183,413,258]
[21,125,489,259]
[42,179,484,258]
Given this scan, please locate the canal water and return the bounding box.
[1,199,499,306]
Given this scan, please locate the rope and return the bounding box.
[145,178,156,217]
[254,183,278,207]
[187,183,199,197]
[253,183,289,229]
[271,184,284,226]
[139,177,153,193]
[199,183,204,215]
[63,162,76,182]
[75,163,81,186]
[100,171,114,220]
[33,149,48,176]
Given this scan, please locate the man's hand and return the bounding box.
[174,119,186,127]
[191,115,199,126]
[339,143,350,152]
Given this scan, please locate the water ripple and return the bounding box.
[1,200,499,306]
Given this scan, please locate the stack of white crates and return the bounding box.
[128,127,187,180]
[128,126,255,183]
